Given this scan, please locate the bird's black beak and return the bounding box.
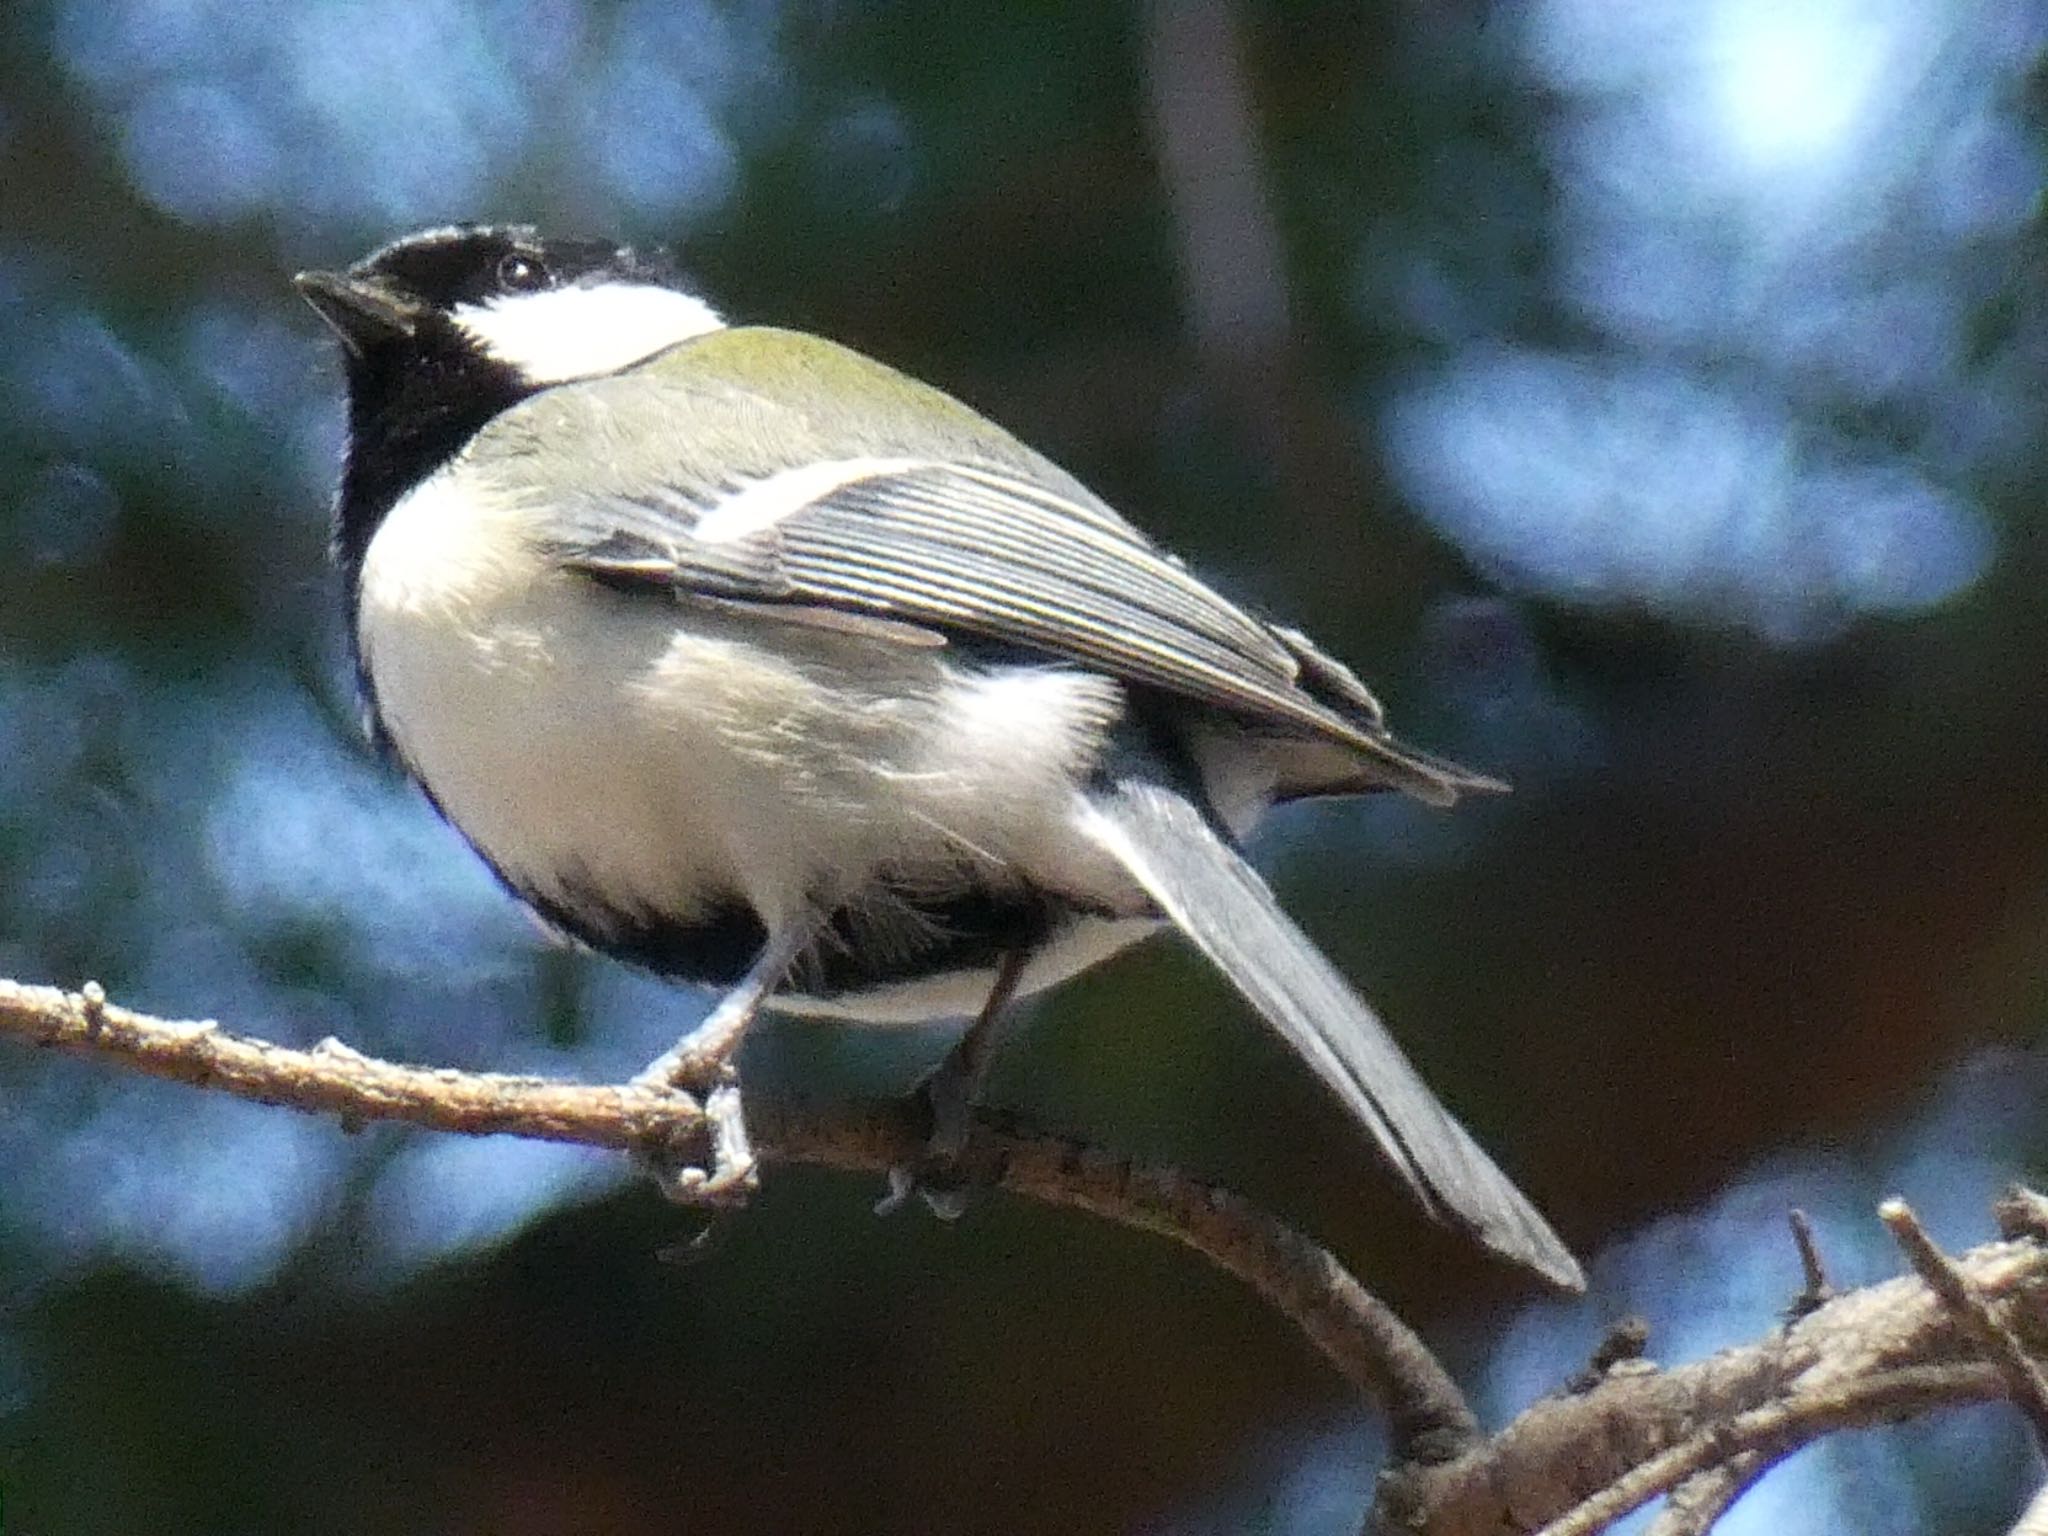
[293,270,421,355]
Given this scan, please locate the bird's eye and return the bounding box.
[497,253,551,291]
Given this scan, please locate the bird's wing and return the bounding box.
[497,328,1494,803]
[1075,774,1583,1290]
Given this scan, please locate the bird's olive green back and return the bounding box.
[472,326,1111,521]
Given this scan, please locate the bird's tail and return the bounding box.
[1073,775,1583,1291]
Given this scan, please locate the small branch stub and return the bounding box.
[1565,1316,1651,1394]
[1881,1197,2048,1455]
[1785,1207,1832,1320]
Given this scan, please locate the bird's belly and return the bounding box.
[354,475,1148,1007]
[361,576,788,927]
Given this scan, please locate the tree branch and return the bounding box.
[0,976,1475,1461]
[1377,1217,2048,1536]
[14,974,2048,1534]
[1882,1196,2048,1452]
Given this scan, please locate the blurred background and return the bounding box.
[1,0,2044,1530]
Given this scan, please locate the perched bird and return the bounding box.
[297,224,1581,1290]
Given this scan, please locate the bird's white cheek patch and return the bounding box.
[453,282,726,384]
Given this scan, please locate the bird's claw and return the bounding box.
[874,1163,973,1220]
[635,1075,759,1207]
[874,1062,983,1219]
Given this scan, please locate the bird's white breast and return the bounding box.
[357,472,764,925]
[354,462,1155,1013]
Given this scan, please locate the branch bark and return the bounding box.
[1640,1456,1768,1536]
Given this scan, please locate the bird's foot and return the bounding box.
[874,1056,982,1220]
[874,1165,971,1221]
[632,1068,760,1208]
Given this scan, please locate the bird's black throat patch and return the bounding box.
[328,319,534,592]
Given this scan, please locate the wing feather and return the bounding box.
[564,459,1412,751]
[497,330,1494,801]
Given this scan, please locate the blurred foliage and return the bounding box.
[0,0,2044,1531]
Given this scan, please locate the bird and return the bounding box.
[296,223,1582,1290]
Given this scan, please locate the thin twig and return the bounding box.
[0,979,709,1154]
[24,971,2048,1531]
[1882,1197,2048,1454]
[1786,1208,1832,1320]
[1643,1454,1769,1536]
[0,977,1471,1450]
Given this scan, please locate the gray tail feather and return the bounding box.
[1075,775,1583,1292]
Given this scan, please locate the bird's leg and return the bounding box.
[924,949,1031,1159]
[879,950,1030,1219]
[632,922,814,1203]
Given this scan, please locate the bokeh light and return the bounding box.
[1383,0,2040,641]
[52,0,771,234]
